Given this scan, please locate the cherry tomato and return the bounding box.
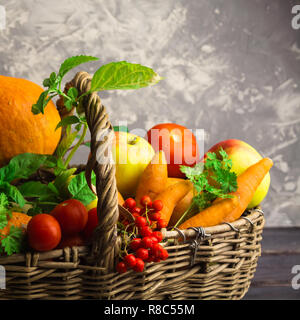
[147,123,200,178]
[51,199,88,236]
[27,214,61,252]
[140,195,152,207]
[82,207,98,241]
[58,233,85,249]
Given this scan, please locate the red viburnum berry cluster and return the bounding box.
[116,195,169,274]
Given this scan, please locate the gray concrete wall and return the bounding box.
[0,0,299,226]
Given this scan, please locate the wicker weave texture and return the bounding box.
[0,210,264,300]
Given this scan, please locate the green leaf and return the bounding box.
[17,181,59,203]
[55,115,81,130]
[68,171,96,205]
[0,225,24,256]
[91,61,162,91]
[52,168,77,199]
[0,153,49,182]
[31,90,52,115]
[67,87,78,100]
[0,182,26,207]
[58,55,99,78]
[180,163,204,181]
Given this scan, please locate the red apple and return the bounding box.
[146,123,200,178]
[205,139,271,209]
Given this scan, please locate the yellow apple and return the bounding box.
[206,139,270,209]
[112,132,155,198]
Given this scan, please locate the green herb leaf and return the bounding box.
[0,225,24,256]
[0,153,49,183]
[0,182,26,207]
[91,61,162,91]
[31,90,52,115]
[55,115,81,130]
[58,55,99,78]
[17,181,59,203]
[179,150,238,215]
[68,171,96,205]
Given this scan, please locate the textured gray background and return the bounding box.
[0,0,299,227]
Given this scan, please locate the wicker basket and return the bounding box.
[0,72,265,300]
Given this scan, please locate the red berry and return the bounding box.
[159,248,169,260]
[150,236,159,245]
[153,257,161,263]
[132,212,140,219]
[152,200,163,211]
[130,238,142,251]
[139,225,153,237]
[149,211,161,221]
[133,258,145,272]
[140,195,152,208]
[132,207,141,214]
[124,254,137,268]
[116,261,127,273]
[135,216,147,228]
[150,243,164,258]
[152,231,163,242]
[124,198,136,210]
[141,236,153,249]
[136,248,149,261]
[145,254,155,263]
[157,219,167,229]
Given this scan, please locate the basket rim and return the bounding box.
[0,207,264,266]
[163,207,264,239]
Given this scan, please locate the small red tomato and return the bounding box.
[135,216,147,228]
[124,198,136,210]
[139,226,153,237]
[140,195,152,208]
[116,261,127,274]
[150,243,164,258]
[136,248,149,261]
[51,199,88,236]
[27,214,61,252]
[130,238,142,251]
[149,211,161,221]
[145,254,155,263]
[141,236,153,249]
[150,236,159,245]
[132,207,141,214]
[58,233,85,249]
[159,248,169,261]
[152,200,163,211]
[157,219,167,229]
[82,207,98,241]
[133,258,145,272]
[124,254,137,268]
[152,231,163,242]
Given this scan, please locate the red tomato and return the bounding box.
[51,199,88,236]
[147,123,200,178]
[27,214,61,252]
[58,233,85,249]
[82,207,98,241]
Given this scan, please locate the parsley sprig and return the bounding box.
[174,148,238,227]
[0,193,24,256]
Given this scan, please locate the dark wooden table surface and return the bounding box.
[244,227,300,300]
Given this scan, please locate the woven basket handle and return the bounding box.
[67,71,121,271]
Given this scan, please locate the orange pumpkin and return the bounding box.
[0,75,62,166]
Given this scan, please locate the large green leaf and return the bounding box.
[91,61,162,91]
